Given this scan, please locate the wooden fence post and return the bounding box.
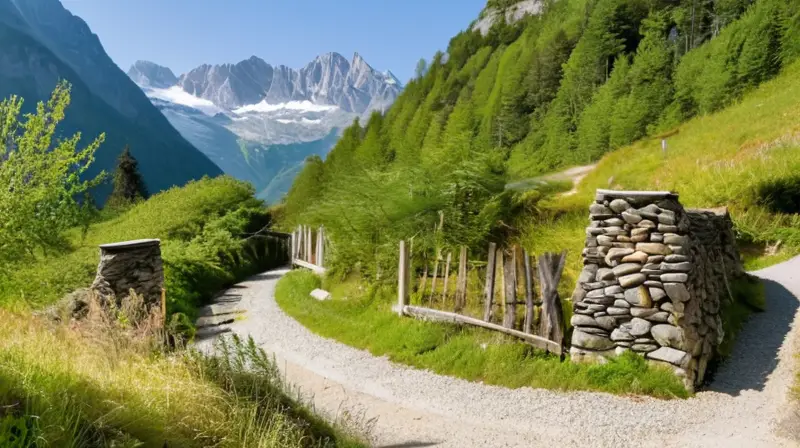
[441,252,452,306]
[398,240,409,316]
[523,250,535,334]
[538,251,567,346]
[306,226,312,263]
[428,253,440,305]
[316,226,325,267]
[454,246,468,312]
[483,242,497,322]
[297,226,303,260]
[419,259,429,299]
[503,246,517,329]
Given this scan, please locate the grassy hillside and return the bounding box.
[0,170,358,445]
[0,176,287,320]
[280,0,800,282]
[526,57,800,288]
[273,0,798,397]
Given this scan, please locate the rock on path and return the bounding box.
[195,258,800,447]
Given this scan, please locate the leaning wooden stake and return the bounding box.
[402,305,561,355]
[428,254,440,305]
[419,261,429,299]
[523,250,535,334]
[397,240,409,316]
[454,246,468,312]
[503,246,517,329]
[161,287,167,326]
[483,242,497,322]
[538,251,567,346]
[441,252,452,306]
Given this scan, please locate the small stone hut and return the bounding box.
[570,190,743,390]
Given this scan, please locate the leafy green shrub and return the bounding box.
[0,176,287,321]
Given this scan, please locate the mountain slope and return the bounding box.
[279,0,799,275]
[129,54,401,203]
[0,0,222,198]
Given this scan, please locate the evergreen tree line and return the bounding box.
[282,0,800,279]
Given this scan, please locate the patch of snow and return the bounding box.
[233,100,339,114]
[145,86,224,116]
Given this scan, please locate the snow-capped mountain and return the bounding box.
[174,52,401,113]
[127,53,402,203]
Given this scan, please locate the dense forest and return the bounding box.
[281,0,800,279]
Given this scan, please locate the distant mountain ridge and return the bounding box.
[127,53,402,203]
[0,0,222,200]
[135,52,401,114]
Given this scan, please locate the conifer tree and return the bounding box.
[108,145,148,206]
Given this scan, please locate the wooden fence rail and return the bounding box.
[396,240,566,355]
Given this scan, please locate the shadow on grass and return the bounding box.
[707,277,799,395]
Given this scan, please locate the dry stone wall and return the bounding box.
[569,190,743,390]
[91,239,164,307]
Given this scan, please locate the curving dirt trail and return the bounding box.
[196,257,800,448]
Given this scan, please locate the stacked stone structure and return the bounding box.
[570,190,743,390]
[91,239,165,307]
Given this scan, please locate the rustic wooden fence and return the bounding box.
[291,225,327,274]
[396,240,566,355]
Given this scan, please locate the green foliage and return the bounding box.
[525,58,800,304]
[0,81,105,267]
[0,176,286,320]
[282,0,800,283]
[275,270,688,398]
[415,57,428,79]
[107,145,148,208]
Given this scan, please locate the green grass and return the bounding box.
[0,177,361,447]
[0,175,287,319]
[276,270,689,398]
[0,307,363,447]
[522,59,800,303]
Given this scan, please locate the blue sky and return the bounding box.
[61,0,487,83]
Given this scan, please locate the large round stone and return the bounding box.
[629,318,652,337]
[609,199,631,213]
[664,282,690,302]
[572,330,615,351]
[619,273,646,288]
[647,346,690,367]
[635,242,672,255]
[611,328,635,342]
[624,285,652,307]
[621,251,649,264]
[651,324,686,350]
[612,263,642,277]
[571,314,600,328]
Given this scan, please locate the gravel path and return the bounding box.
[196,257,800,448]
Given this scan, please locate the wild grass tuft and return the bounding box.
[0,291,363,447]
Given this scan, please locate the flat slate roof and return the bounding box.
[99,239,161,251]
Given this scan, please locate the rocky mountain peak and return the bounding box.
[156,52,400,114]
[127,60,178,89]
